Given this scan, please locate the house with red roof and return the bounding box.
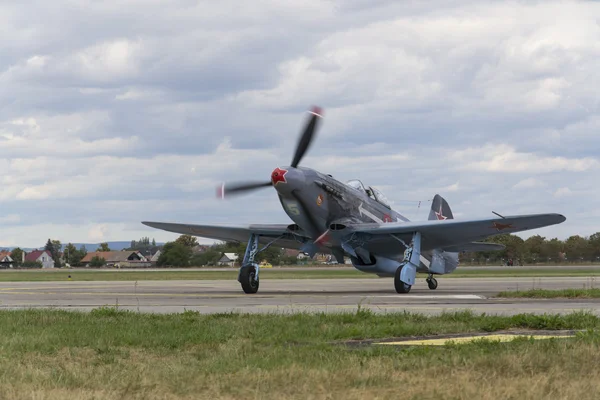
[25,250,55,268]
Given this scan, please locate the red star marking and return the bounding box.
[271,167,288,185]
[435,204,447,220]
[383,214,393,223]
[491,222,513,231]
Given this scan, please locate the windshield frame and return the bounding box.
[368,186,391,209]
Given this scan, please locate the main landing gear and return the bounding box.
[239,264,259,294]
[238,233,261,294]
[238,233,283,294]
[393,232,421,294]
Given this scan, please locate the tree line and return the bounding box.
[460,233,600,265]
[155,235,298,267]
[6,232,598,269]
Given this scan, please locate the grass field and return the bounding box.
[0,309,599,399]
[498,288,600,298]
[0,266,600,282]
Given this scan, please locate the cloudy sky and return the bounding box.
[0,0,598,247]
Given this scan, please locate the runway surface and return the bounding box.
[1,276,599,315]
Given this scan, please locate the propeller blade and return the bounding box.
[290,106,323,168]
[217,181,272,199]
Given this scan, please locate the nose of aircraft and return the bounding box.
[271,166,304,195]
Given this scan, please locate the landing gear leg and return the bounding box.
[394,232,421,294]
[238,234,260,294]
[426,274,438,290]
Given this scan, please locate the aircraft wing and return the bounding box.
[346,213,565,253]
[141,221,311,250]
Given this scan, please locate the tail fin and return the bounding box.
[428,194,454,221]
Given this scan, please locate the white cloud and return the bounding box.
[513,178,544,190]
[451,144,599,173]
[0,0,599,247]
[554,187,572,198]
[88,224,109,242]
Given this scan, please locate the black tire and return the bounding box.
[394,266,411,293]
[239,265,259,294]
[427,277,438,290]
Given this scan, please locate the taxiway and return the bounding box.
[0,276,599,315]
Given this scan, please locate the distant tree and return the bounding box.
[564,235,590,263]
[22,260,43,269]
[157,242,192,267]
[127,237,159,253]
[45,239,62,268]
[190,248,222,266]
[89,256,106,267]
[280,255,299,265]
[52,240,62,253]
[225,241,283,265]
[44,239,55,255]
[590,233,600,261]
[97,243,111,252]
[10,248,24,265]
[542,238,564,263]
[175,235,199,248]
[64,243,86,266]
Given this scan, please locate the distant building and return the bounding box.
[150,250,161,265]
[217,253,238,267]
[80,251,150,268]
[25,250,55,268]
[0,251,13,268]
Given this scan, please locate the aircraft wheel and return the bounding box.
[394,266,411,293]
[239,265,259,294]
[427,277,438,290]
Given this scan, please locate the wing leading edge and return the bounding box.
[141,221,312,251]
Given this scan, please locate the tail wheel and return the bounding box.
[427,277,438,290]
[239,265,259,294]
[394,266,411,293]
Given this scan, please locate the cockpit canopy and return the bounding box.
[346,179,391,209]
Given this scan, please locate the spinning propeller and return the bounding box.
[217,106,323,199]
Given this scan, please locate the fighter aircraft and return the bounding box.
[142,107,566,294]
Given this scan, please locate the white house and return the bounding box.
[217,253,238,267]
[25,250,55,268]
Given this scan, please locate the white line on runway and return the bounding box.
[371,295,486,299]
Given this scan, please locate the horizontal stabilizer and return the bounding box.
[442,242,505,252]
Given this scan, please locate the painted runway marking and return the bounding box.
[372,295,486,299]
[375,334,575,346]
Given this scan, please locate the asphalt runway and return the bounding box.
[1,276,600,315]
[30,264,600,272]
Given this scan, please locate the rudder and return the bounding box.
[428,194,454,221]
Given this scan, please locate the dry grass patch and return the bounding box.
[0,309,598,399]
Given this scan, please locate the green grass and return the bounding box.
[1,266,600,282]
[497,288,600,299]
[1,309,600,399]
[451,268,600,278]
